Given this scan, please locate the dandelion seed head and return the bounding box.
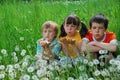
[41,77,49,80]
[32,75,39,80]
[27,66,34,73]
[1,49,7,55]
[68,77,75,80]
[22,74,30,80]
[0,65,5,70]
[88,78,95,80]
[93,70,101,76]
[88,61,94,67]
[22,62,28,68]
[21,49,26,56]
[14,63,20,69]
[0,73,5,79]
[93,59,99,65]
[15,45,20,51]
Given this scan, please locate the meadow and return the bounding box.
[0,0,120,80]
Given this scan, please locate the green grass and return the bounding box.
[0,0,120,79]
[0,0,120,55]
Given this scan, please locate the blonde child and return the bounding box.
[59,14,88,59]
[37,21,61,61]
[81,13,117,62]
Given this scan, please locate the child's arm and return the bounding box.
[39,41,53,60]
[89,41,116,52]
[81,41,101,52]
[60,38,71,57]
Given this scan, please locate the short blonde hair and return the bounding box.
[42,21,58,38]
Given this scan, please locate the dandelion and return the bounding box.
[93,59,99,65]
[46,71,53,77]
[0,73,5,79]
[11,52,16,56]
[15,45,20,51]
[117,55,120,60]
[32,75,39,80]
[88,61,94,67]
[41,77,49,80]
[99,62,105,67]
[0,65,5,70]
[36,69,47,78]
[20,37,24,41]
[68,77,75,80]
[108,66,116,72]
[13,56,18,62]
[83,58,88,64]
[93,70,101,76]
[109,59,116,65]
[55,76,60,80]
[27,66,34,73]
[79,65,85,71]
[14,63,20,69]
[117,65,120,71]
[22,61,28,68]
[21,49,26,56]
[88,78,95,80]
[22,74,30,80]
[1,49,7,55]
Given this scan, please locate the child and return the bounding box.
[59,14,88,59]
[36,21,61,61]
[81,13,117,61]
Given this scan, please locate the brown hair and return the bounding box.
[42,21,58,38]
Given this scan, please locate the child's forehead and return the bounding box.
[42,26,54,30]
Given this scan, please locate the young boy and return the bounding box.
[81,13,117,62]
[36,21,61,61]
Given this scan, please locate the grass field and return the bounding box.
[0,0,120,79]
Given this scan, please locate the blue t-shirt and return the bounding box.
[36,38,61,57]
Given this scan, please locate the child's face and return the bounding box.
[91,22,106,41]
[64,24,77,37]
[42,27,56,42]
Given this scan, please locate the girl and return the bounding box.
[59,14,88,59]
[37,21,61,61]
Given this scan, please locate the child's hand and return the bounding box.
[60,38,76,45]
[39,40,50,48]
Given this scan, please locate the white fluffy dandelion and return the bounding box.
[22,74,30,80]
[93,59,99,65]
[0,73,5,79]
[32,75,39,80]
[88,78,95,80]
[93,70,101,76]
[0,65,5,70]
[22,61,28,68]
[21,49,26,56]
[1,49,7,55]
[68,77,75,80]
[27,66,34,73]
[15,45,20,51]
